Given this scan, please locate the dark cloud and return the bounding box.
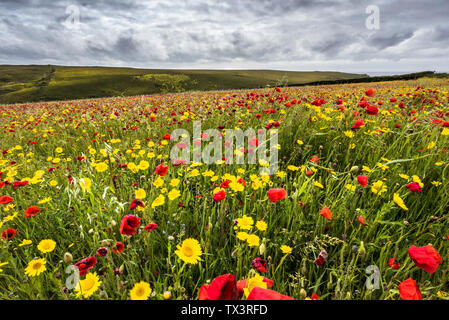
[0,0,448,73]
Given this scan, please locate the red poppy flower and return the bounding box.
[314,250,328,266]
[2,228,17,240]
[408,245,442,273]
[388,258,400,270]
[252,257,267,273]
[119,214,141,235]
[162,133,171,140]
[407,182,422,192]
[310,156,319,163]
[130,198,144,210]
[220,180,231,189]
[319,206,332,220]
[0,195,13,204]
[247,287,295,300]
[213,190,226,202]
[112,241,124,253]
[74,257,97,276]
[358,215,368,226]
[96,247,108,257]
[351,119,365,130]
[366,105,379,115]
[154,164,169,177]
[365,88,375,97]
[357,175,369,187]
[198,274,239,300]
[24,206,41,218]
[305,170,314,177]
[267,188,287,203]
[399,278,422,300]
[144,223,158,232]
[311,293,320,300]
[13,181,28,188]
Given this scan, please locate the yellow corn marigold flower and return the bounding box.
[170,178,180,187]
[153,177,164,188]
[237,215,254,230]
[280,245,292,254]
[79,178,92,193]
[371,180,387,195]
[276,171,286,178]
[25,258,46,277]
[345,184,356,191]
[95,162,108,173]
[237,232,249,241]
[314,181,324,189]
[130,281,152,300]
[37,239,56,253]
[168,189,181,201]
[151,195,165,208]
[38,197,52,204]
[393,193,408,211]
[19,239,32,247]
[229,180,244,192]
[135,188,146,199]
[255,220,267,232]
[75,272,102,298]
[138,160,150,171]
[243,274,267,297]
[175,238,202,264]
[246,234,260,247]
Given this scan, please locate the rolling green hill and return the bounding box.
[0,65,367,104]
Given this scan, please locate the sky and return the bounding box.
[1,0,448,74]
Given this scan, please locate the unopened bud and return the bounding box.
[163,291,172,300]
[358,241,366,258]
[259,243,266,255]
[63,252,73,264]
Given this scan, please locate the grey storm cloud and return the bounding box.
[0,0,448,73]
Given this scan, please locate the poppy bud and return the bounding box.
[119,264,125,273]
[63,252,73,264]
[358,241,366,258]
[111,220,117,227]
[327,274,333,290]
[299,288,307,299]
[259,243,266,255]
[350,166,359,173]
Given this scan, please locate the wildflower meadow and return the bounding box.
[0,79,448,300]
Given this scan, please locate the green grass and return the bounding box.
[0,65,367,104]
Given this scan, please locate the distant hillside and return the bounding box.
[0,65,367,104]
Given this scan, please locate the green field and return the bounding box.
[0,65,367,104]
